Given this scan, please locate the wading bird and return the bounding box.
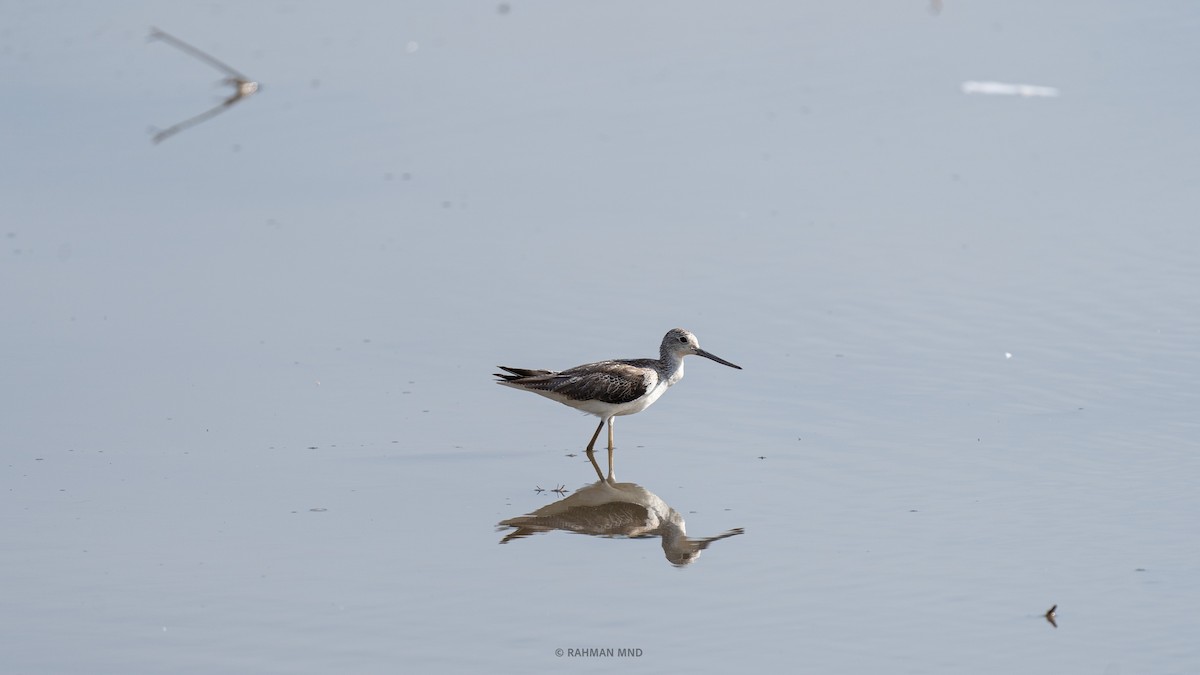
[496,328,741,481]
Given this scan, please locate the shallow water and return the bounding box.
[3,2,1199,673]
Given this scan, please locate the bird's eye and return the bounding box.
[678,336,688,343]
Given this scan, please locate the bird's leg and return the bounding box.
[586,453,604,482]
[606,417,616,483]
[585,419,604,453]
[585,419,605,481]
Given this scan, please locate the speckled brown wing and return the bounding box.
[551,360,653,404]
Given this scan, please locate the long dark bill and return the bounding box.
[696,349,742,370]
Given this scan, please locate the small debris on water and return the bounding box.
[962,81,1060,98]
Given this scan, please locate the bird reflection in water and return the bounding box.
[499,479,743,567]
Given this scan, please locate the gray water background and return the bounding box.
[3,2,1198,673]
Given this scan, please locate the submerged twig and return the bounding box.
[148,27,260,144]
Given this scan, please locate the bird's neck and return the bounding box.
[659,350,685,386]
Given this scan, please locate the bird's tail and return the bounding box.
[494,366,556,382]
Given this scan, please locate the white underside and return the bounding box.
[578,375,668,418]
[521,368,668,419]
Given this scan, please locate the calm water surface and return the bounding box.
[3,2,1198,673]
